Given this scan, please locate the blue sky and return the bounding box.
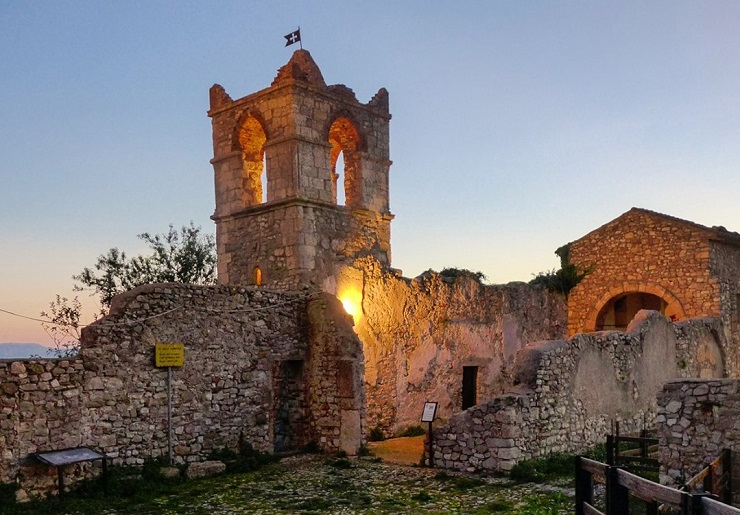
[2,1,740,344]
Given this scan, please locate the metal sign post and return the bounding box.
[155,343,185,466]
[421,401,438,467]
[167,366,173,465]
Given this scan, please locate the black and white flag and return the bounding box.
[284,29,301,47]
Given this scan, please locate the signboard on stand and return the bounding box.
[421,401,437,423]
[154,342,184,465]
[421,401,438,468]
[155,343,184,367]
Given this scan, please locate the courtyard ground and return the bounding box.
[1,449,575,514]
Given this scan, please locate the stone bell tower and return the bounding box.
[208,50,393,290]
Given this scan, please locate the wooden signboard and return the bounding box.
[155,343,185,367]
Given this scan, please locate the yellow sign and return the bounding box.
[155,343,185,367]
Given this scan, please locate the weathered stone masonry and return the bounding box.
[657,379,740,506]
[209,50,393,292]
[0,283,364,498]
[350,257,567,432]
[427,312,727,473]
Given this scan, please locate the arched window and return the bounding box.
[237,115,268,206]
[328,117,361,206]
[253,266,263,286]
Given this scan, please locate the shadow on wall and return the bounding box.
[426,310,727,473]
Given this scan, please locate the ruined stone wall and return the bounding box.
[350,258,567,433]
[710,240,740,375]
[0,284,364,498]
[427,311,726,473]
[657,379,740,504]
[0,358,86,499]
[568,209,719,335]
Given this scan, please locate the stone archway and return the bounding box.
[586,282,686,332]
[327,115,363,207]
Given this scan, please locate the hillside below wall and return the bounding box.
[0,284,364,500]
[348,258,567,433]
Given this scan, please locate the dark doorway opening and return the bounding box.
[273,360,306,453]
[462,366,478,410]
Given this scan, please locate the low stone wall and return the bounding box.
[427,311,726,473]
[1,283,364,499]
[657,379,740,504]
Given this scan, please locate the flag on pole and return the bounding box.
[284,29,301,47]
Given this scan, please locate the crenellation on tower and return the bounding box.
[209,49,393,289]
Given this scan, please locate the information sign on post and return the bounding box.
[421,402,438,423]
[155,342,184,466]
[155,343,185,367]
[421,401,438,468]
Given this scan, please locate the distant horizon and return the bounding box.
[0,342,53,347]
[0,342,57,360]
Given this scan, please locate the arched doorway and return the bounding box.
[586,282,687,333]
[595,292,667,331]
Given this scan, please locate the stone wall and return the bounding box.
[568,208,721,335]
[710,239,740,375]
[657,379,740,505]
[216,200,392,291]
[0,284,364,499]
[427,311,726,473]
[347,258,568,433]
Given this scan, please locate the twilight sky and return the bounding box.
[2,1,740,345]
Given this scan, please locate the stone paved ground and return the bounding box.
[127,454,575,514]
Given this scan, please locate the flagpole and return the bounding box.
[298,26,302,49]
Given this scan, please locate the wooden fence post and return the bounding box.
[607,434,615,466]
[575,456,592,515]
[607,466,629,515]
[723,448,732,505]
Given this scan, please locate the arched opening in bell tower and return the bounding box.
[237,114,268,206]
[328,116,361,207]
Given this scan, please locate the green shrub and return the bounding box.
[302,440,321,454]
[530,244,594,298]
[357,445,372,457]
[411,490,433,502]
[396,425,426,437]
[440,268,487,283]
[452,476,486,491]
[368,426,386,442]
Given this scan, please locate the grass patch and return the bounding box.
[510,452,574,483]
[519,491,571,514]
[207,442,276,473]
[486,500,515,512]
[411,489,433,502]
